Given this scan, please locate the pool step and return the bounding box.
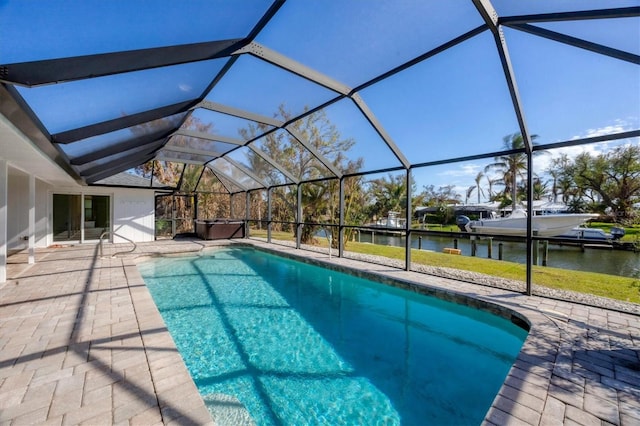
[202,393,255,426]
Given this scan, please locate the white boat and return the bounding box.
[371,211,406,229]
[557,226,625,241]
[456,209,598,237]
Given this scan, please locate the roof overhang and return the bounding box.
[0,111,78,187]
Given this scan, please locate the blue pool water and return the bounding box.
[138,248,527,425]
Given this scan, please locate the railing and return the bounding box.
[99,230,137,258]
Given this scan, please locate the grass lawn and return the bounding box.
[589,221,640,242]
[248,229,640,304]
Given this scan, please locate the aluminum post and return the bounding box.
[339,177,345,258]
[405,168,412,271]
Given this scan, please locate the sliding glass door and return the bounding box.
[53,194,81,242]
[83,195,110,240]
[53,194,110,242]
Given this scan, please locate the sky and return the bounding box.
[1,0,639,199]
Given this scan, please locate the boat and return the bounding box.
[369,211,406,229]
[556,226,625,241]
[456,208,598,237]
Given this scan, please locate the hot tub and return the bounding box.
[195,219,245,240]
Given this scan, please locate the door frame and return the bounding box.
[50,191,113,245]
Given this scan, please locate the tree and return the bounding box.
[240,105,365,245]
[473,171,485,204]
[484,132,538,208]
[569,145,640,220]
[530,177,549,201]
[366,174,407,220]
[134,115,213,189]
[545,154,578,204]
[546,154,571,203]
[485,174,500,201]
[420,184,461,206]
[464,185,475,205]
[417,184,461,224]
[132,116,218,234]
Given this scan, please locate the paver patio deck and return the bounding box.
[1,239,639,425]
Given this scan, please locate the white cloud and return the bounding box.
[533,144,600,174]
[535,120,640,174]
[568,118,637,142]
[439,163,481,178]
[584,124,626,138]
[178,83,192,92]
[414,119,639,201]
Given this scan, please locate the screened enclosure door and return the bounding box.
[174,195,195,235]
[53,194,110,242]
[155,195,174,239]
[155,194,196,239]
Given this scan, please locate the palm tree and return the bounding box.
[465,185,475,205]
[546,153,573,204]
[546,169,560,203]
[531,177,549,201]
[368,174,407,218]
[474,171,485,203]
[485,174,499,200]
[484,132,538,209]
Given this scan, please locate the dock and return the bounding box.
[413,229,638,252]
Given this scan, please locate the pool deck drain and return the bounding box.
[1,239,638,425]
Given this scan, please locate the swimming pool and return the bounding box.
[138,247,527,425]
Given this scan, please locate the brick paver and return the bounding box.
[1,240,639,425]
[1,244,213,425]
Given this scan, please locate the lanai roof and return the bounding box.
[1,1,638,193]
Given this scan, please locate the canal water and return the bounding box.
[355,231,639,278]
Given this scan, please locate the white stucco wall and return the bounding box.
[35,180,48,247]
[6,169,157,248]
[51,186,156,244]
[6,171,49,250]
[112,188,155,243]
[7,170,28,250]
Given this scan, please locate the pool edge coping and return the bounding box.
[122,256,216,425]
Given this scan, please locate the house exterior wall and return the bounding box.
[112,188,156,243]
[6,171,50,251]
[7,174,156,248]
[7,170,28,250]
[50,186,156,244]
[36,179,48,247]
